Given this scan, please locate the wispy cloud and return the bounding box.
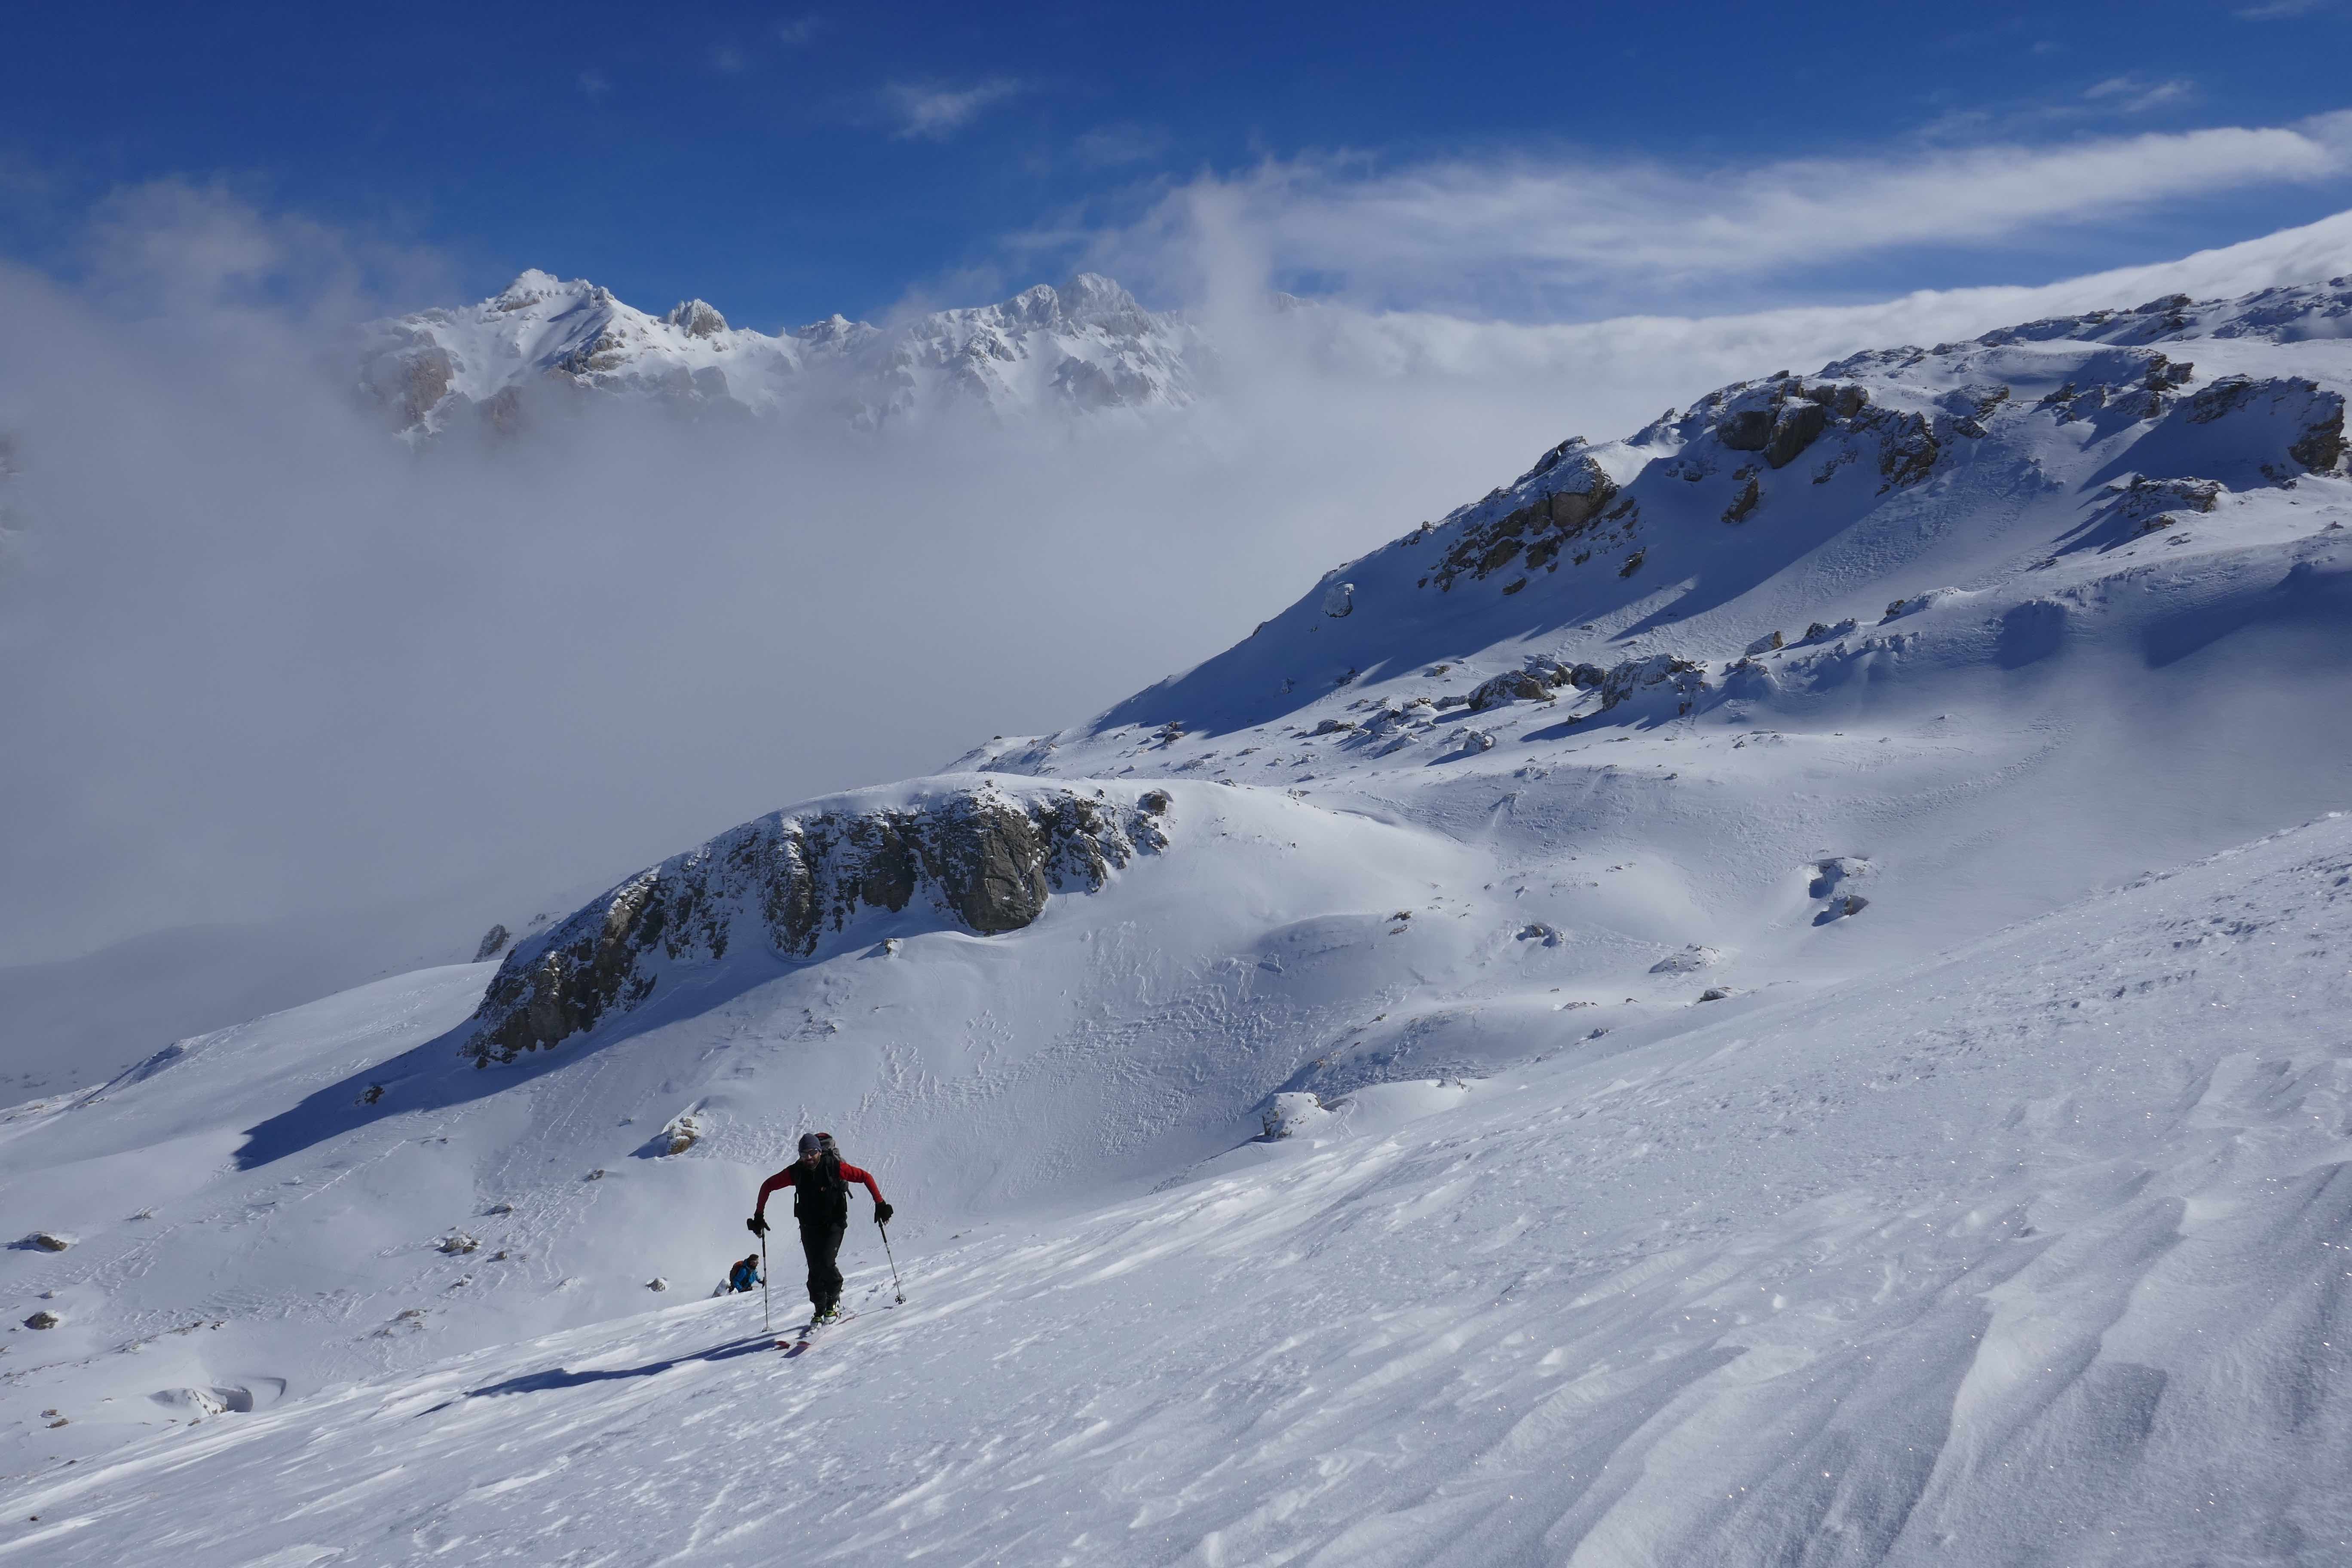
[2236,0,2331,17]
[1066,113,2352,315]
[774,15,821,46]
[577,69,610,100]
[2082,75,2196,113]
[709,44,747,74]
[882,79,1024,141]
[1075,123,1171,168]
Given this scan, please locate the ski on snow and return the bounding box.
[779,1311,858,1354]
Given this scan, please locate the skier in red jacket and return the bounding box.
[748,1132,892,1324]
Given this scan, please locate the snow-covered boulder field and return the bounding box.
[6,277,2352,1565]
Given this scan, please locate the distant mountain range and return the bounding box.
[355,270,1212,438]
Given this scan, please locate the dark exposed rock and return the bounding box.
[2291,416,2346,473]
[1722,476,1761,524]
[1599,655,1708,714]
[1764,401,1828,469]
[1718,408,1775,451]
[466,784,1168,1065]
[1871,410,1941,490]
[1467,665,1568,711]
[1429,446,1621,590]
[473,925,511,963]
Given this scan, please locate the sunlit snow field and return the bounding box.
[5,275,2352,1565]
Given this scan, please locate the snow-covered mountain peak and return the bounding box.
[662,297,728,339]
[356,268,1207,438]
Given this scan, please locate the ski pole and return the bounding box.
[879,1221,905,1305]
[760,1230,771,1333]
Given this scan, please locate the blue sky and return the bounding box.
[7,1,2352,325]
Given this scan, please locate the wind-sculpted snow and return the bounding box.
[468,778,1169,1063]
[12,815,2352,1565]
[356,269,1208,438]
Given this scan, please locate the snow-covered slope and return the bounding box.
[11,813,2352,1564]
[356,270,1208,437]
[7,276,2352,1564]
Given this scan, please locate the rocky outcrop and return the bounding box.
[1868,409,1941,490]
[466,782,1168,1065]
[665,300,729,339]
[1428,443,1625,591]
[1598,655,1709,714]
[358,340,457,434]
[1715,380,1860,469]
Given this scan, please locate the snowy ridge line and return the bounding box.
[355,269,1208,438]
[1049,277,2351,744]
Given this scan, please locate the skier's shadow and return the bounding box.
[464,1334,776,1398]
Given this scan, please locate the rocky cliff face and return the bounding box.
[466,781,1169,1065]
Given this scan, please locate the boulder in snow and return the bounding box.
[1321,580,1356,618]
[18,1231,72,1252]
[1262,1092,1331,1139]
[1649,946,1721,974]
[24,1310,60,1329]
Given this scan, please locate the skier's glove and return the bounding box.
[874,1202,895,1226]
[746,1215,768,1237]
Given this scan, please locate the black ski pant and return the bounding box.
[799,1218,845,1313]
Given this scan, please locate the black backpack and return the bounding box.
[795,1151,850,1226]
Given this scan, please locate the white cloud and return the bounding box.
[6,181,2352,983]
[774,15,821,46]
[1071,114,2352,315]
[2082,75,2196,113]
[882,79,1024,141]
[577,69,610,99]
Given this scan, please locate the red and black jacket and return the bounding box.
[756,1157,884,1228]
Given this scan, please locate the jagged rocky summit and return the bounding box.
[466,778,1170,1065]
[357,268,1207,438]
